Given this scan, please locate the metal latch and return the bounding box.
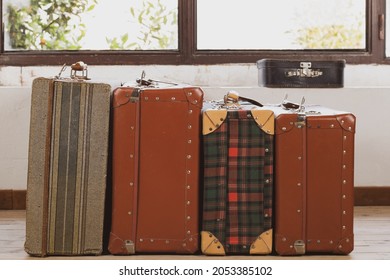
[124,240,135,254]
[285,62,323,78]
[294,240,306,255]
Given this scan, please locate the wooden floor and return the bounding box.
[1,206,389,260]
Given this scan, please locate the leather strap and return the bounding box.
[224,90,263,107]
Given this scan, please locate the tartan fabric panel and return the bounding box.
[203,110,273,254]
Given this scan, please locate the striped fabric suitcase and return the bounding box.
[272,102,355,255]
[201,92,274,255]
[108,76,204,254]
[24,64,113,256]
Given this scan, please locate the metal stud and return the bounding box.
[187,216,191,220]
[188,125,192,129]
[317,240,321,244]
[264,213,269,218]
[330,124,335,128]
[188,109,193,114]
[187,155,192,159]
[348,127,352,131]
[183,243,187,247]
[150,239,154,242]
[298,156,302,160]
[339,245,343,249]
[343,195,346,199]
[187,185,191,190]
[189,238,193,241]
[247,114,252,118]
[140,239,144,242]
[131,126,135,130]
[346,239,350,243]
[187,201,190,205]
[130,154,134,158]
[187,170,191,175]
[187,231,191,235]
[343,180,347,184]
[341,120,345,124]
[343,150,347,155]
[243,245,247,249]
[282,127,287,131]
[343,165,346,169]
[171,97,176,101]
[297,209,301,213]
[343,226,346,230]
[144,97,149,101]
[193,100,198,104]
[344,136,347,140]
[128,211,132,215]
[329,240,334,244]
[282,237,287,242]
[155,97,160,101]
[129,182,134,186]
[166,240,170,244]
[297,183,302,187]
[289,245,293,248]
[265,148,269,153]
[188,140,192,144]
[343,211,346,215]
[187,92,193,96]
[265,179,270,183]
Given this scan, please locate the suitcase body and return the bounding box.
[273,105,355,255]
[257,59,345,88]
[201,96,274,255]
[108,82,204,254]
[25,76,112,256]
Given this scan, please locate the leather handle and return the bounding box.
[70,61,90,80]
[224,90,263,107]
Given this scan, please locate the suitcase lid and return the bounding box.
[256,59,346,69]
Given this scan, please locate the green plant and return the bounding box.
[106,0,177,50]
[293,23,364,49]
[7,0,97,50]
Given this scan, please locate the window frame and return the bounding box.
[0,0,386,66]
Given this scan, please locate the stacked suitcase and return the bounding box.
[25,62,355,257]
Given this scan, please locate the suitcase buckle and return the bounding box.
[285,62,323,78]
[294,240,306,255]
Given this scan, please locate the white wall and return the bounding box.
[0,64,389,190]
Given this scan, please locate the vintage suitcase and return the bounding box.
[257,59,345,88]
[272,100,355,255]
[201,92,274,255]
[108,75,204,254]
[25,63,112,256]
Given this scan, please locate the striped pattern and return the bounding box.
[203,110,273,254]
[25,78,111,256]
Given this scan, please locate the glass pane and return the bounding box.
[197,0,366,50]
[3,0,178,51]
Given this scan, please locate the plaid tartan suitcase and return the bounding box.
[272,101,355,255]
[25,63,113,256]
[108,75,204,254]
[201,92,274,255]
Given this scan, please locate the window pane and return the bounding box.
[197,0,365,50]
[3,0,178,51]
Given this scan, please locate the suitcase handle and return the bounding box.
[55,61,90,80]
[223,90,263,107]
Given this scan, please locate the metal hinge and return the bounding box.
[124,240,135,254]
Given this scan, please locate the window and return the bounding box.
[0,0,386,65]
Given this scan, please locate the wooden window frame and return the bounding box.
[0,0,387,66]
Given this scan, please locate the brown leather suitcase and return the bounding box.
[201,92,274,255]
[108,76,204,254]
[25,63,113,256]
[272,102,355,255]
